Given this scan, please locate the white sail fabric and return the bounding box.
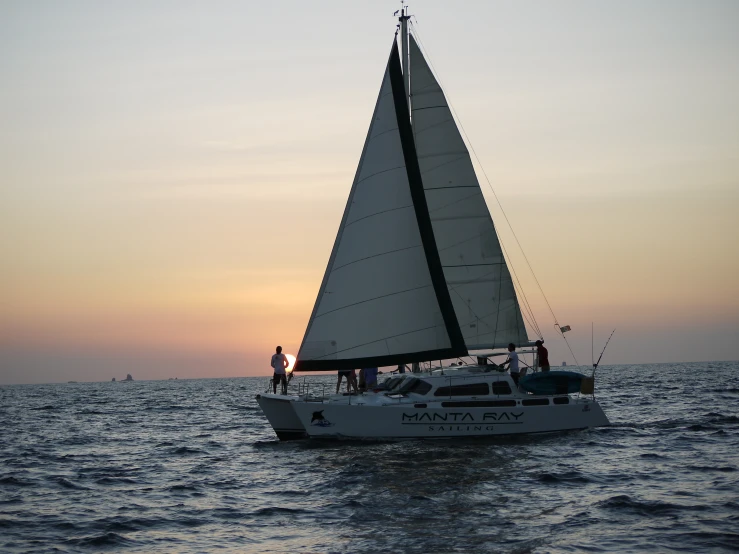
[296,49,457,369]
[409,34,528,349]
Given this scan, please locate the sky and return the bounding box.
[1,0,738,384]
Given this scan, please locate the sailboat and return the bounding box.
[257,9,609,440]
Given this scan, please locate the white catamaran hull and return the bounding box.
[294,399,607,439]
[256,394,306,440]
[258,392,608,440]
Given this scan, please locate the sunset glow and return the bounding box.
[0,2,737,385]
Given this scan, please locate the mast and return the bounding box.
[398,4,411,114]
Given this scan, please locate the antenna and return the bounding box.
[592,328,616,378]
[396,0,412,114]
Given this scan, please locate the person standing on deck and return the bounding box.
[535,340,550,372]
[336,370,358,394]
[336,370,349,394]
[363,367,378,390]
[347,369,359,393]
[500,343,521,385]
[271,346,289,394]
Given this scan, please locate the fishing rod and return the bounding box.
[592,328,616,378]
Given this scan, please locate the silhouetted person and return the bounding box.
[336,369,358,394]
[500,343,521,385]
[535,340,550,372]
[271,346,289,394]
[362,367,378,390]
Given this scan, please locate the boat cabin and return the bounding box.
[319,365,577,408]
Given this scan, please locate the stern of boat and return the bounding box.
[580,397,610,427]
[256,393,307,441]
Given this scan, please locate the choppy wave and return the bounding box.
[67,532,136,547]
[0,362,738,553]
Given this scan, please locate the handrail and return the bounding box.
[266,366,579,401]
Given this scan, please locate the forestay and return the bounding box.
[409,34,529,350]
[295,40,466,371]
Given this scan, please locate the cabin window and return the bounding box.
[522,398,550,406]
[442,400,516,408]
[397,378,432,396]
[553,397,569,405]
[383,377,404,391]
[433,383,490,397]
[492,381,512,395]
[412,380,432,396]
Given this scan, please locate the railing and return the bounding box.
[264,366,594,402]
[265,376,327,401]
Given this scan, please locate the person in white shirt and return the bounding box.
[271,346,289,394]
[500,343,521,385]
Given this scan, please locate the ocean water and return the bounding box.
[1,362,738,553]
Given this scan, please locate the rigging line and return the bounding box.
[426,185,479,191]
[497,229,542,338]
[330,244,420,273]
[436,231,482,253]
[442,263,542,338]
[444,270,514,338]
[413,117,457,137]
[558,323,581,367]
[443,263,540,340]
[510,277,541,339]
[509,269,541,336]
[413,105,448,111]
[445,267,499,291]
[493,260,503,348]
[410,21,548,336]
[514,294,540,338]
[314,283,433,320]
[464,304,533,332]
[442,263,505,267]
[355,164,405,185]
[445,269,537,342]
[410,80,438,94]
[418,153,467,175]
[428,191,483,214]
[510,279,541,338]
[310,323,444,359]
[369,125,400,141]
[344,204,413,229]
[447,281,496,340]
[433,215,487,222]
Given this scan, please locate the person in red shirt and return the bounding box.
[535,340,550,372]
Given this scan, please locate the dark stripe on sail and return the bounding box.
[295,348,463,372]
[388,40,467,357]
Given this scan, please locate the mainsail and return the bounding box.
[294,40,466,371]
[409,34,529,350]
[294,33,532,372]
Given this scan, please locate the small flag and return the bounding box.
[560,325,572,333]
